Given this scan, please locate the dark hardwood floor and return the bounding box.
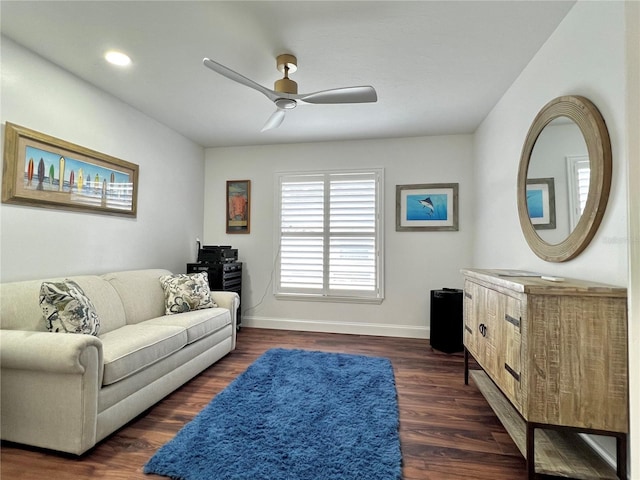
[0,328,532,479]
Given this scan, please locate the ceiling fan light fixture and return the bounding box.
[275,98,297,109]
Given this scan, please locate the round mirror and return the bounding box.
[517,96,612,262]
[527,116,588,244]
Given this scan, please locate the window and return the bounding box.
[275,169,384,303]
[566,155,590,230]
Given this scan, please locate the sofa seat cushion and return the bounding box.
[100,325,187,386]
[140,308,231,345]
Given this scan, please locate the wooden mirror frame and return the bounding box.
[517,95,612,262]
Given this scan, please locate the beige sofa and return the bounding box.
[0,268,239,455]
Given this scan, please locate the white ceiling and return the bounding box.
[1,1,575,148]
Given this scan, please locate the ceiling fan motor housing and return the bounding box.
[275,77,297,94]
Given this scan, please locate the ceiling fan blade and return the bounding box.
[261,109,286,132]
[203,58,279,102]
[297,86,377,104]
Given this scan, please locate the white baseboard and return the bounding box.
[579,433,617,471]
[242,315,429,339]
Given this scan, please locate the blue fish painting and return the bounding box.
[527,190,544,218]
[418,197,434,214]
[406,193,448,221]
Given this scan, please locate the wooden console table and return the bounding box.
[462,269,628,479]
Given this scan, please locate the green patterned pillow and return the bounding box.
[159,272,217,315]
[40,280,100,335]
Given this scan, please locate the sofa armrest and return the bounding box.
[210,291,240,349]
[0,329,103,454]
[0,329,103,374]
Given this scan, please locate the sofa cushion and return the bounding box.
[103,269,170,325]
[140,308,231,345]
[39,280,100,335]
[158,273,217,315]
[73,277,127,334]
[99,324,187,385]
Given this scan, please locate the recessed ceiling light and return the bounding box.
[105,50,131,66]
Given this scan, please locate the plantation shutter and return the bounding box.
[276,169,383,302]
[576,162,590,213]
[567,156,590,230]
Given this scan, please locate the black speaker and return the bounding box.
[430,288,463,353]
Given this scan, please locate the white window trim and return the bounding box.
[566,154,590,231]
[273,168,384,304]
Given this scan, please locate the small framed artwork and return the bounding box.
[226,179,250,234]
[2,122,138,217]
[396,183,459,231]
[526,177,556,230]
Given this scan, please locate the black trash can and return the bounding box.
[429,288,463,353]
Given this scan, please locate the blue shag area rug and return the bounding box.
[144,348,402,480]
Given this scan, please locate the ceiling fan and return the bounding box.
[202,54,377,131]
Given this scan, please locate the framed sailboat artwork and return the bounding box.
[2,122,138,217]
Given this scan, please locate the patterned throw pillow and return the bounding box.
[40,280,100,335]
[159,272,217,315]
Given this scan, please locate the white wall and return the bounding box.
[0,37,205,281]
[473,0,630,470]
[625,1,640,476]
[203,135,474,338]
[473,0,628,285]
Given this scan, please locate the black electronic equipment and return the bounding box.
[429,288,463,353]
[198,245,238,264]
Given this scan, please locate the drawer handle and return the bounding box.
[464,325,473,334]
[505,363,520,382]
[464,291,473,299]
[504,314,521,328]
[478,323,487,337]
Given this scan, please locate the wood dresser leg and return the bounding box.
[617,433,627,479]
[464,348,469,385]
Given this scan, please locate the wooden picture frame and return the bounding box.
[396,183,459,231]
[226,179,250,234]
[2,122,138,217]
[526,177,556,230]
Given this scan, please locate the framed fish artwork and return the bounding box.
[526,177,556,230]
[396,183,459,231]
[2,122,138,217]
